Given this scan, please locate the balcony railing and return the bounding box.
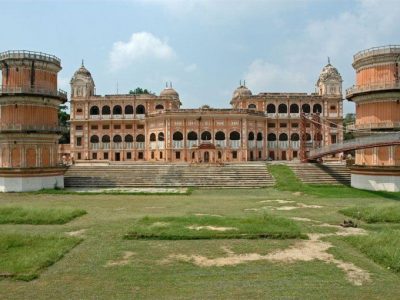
[346,81,400,98]
[347,121,400,131]
[248,140,255,149]
[113,142,122,149]
[0,50,61,64]
[150,141,157,150]
[157,141,165,149]
[173,140,184,149]
[267,141,277,148]
[291,141,300,149]
[0,85,67,101]
[256,141,263,148]
[353,45,400,61]
[230,140,240,149]
[125,142,134,149]
[278,141,289,149]
[0,124,65,133]
[215,140,226,148]
[187,140,198,148]
[136,142,145,149]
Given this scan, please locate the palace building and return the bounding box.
[69,61,344,164]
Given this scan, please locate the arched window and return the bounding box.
[248,104,256,109]
[278,104,287,114]
[158,132,164,141]
[125,135,133,142]
[305,133,311,141]
[313,104,322,113]
[173,131,183,141]
[125,105,134,114]
[90,106,99,115]
[201,131,211,140]
[279,133,288,141]
[102,106,110,115]
[150,133,156,142]
[266,104,276,113]
[229,131,240,140]
[257,132,263,141]
[291,133,299,141]
[267,133,276,141]
[215,131,225,140]
[102,135,110,143]
[136,134,145,142]
[113,105,122,115]
[155,104,164,110]
[90,135,99,143]
[188,131,198,140]
[113,135,122,143]
[290,104,299,113]
[302,103,310,113]
[248,132,255,140]
[136,105,145,114]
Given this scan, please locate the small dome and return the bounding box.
[317,62,342,84]
[160,87,179,98]
[232,85,252,100]
[70,61,94,85]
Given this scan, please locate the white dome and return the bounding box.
[232,85,252,100]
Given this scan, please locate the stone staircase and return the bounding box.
[288,163,351,185]
[64,163,275,188]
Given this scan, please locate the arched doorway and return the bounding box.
[204,151,210,163]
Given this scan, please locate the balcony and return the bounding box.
[0,85,67,101]
[215,140,226,148]
[173,141,184,149]
[0,124,65,133]
[278,113,288,118]
[266,113,277,118]
[347,121,400,131]
[290,113,300,118]
[291,141,300,149]
[267,141,277,148]
[256,141,263,148]
[230,140,240,149]
[278,141,289,149]
[187,140,198,148]
[113,142,122,150]
[157,141,165,149]
[0,50,61,65]
[125,142,134,149]
[346,81,400,99]
[248,140,255,149]
[90,143,100,150]
[102,143,110,150]
[136,142,145,149]
[89,115,100,120]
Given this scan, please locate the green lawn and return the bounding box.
[0,206,86,224]
[125,214,304,240]
[340,205,400,223]
[1,168,400,298]
[0,233,81,281]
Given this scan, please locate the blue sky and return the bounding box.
[1,0,399,113]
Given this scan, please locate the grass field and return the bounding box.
[0,207,86,224]
[1,165,400,299]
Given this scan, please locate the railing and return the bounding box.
[86,114,145,120]
[248,140,255,149]
[187,140,198,148]
[230,140,240,149]
[291,141,300,149]
[173,140,184,149]
[0,50,61,64]
[278,141,289,149]
[215,140,226,148]
[113,142,122,150]
[125,142,133,149]
[257,141,263,148]
[90,143,100,150]
[266,113,276,118]
[309,132,400,159]
[290,113,300,118]
[150,141,157,150]
[346,81,400,98]
[347,121,400,131]
[0,85,67,100]
[278,113,288,118]
[0,124,65,133]
[136,142,145,149]
[157,141,165,149]
[103,143,110,150]
[353,45,400,61]
[267,141,277,148]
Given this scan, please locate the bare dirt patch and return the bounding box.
[167,225,370,286]
[292,192,303,196]
[258,200,294,204]
[194,213,223,217]
[144,206,166,209]
[105,251,135,267]
[65,229,86,237]
[274,206,299,211]
[186,225,238,232]
[291,217,316,222]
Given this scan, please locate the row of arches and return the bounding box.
[90,134,144,143]
[267,133,321,141]
[169,131,263,141]
[265,103,322,114]
[89,104,164,116]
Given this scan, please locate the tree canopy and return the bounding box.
[129,87,153,95]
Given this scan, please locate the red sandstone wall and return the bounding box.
[2,67,57,91]
[0,105,58,126]
[356,64,398,85]
[356,101,400,124]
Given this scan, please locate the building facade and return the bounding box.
[69,62,343,163]
[0,50,67,191]
[346,45,400,191]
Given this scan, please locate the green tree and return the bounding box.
[58,104,70,144]
[129,87,153,95]
[343,113,356,140]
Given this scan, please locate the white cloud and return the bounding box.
[244,59,309,93]
[184,63,197,72]
[109,32,175,71]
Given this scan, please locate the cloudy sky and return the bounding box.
[1,0,399,113]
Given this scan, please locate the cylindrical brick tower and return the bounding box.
[346,45,400,191]
[0,50,67,192]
